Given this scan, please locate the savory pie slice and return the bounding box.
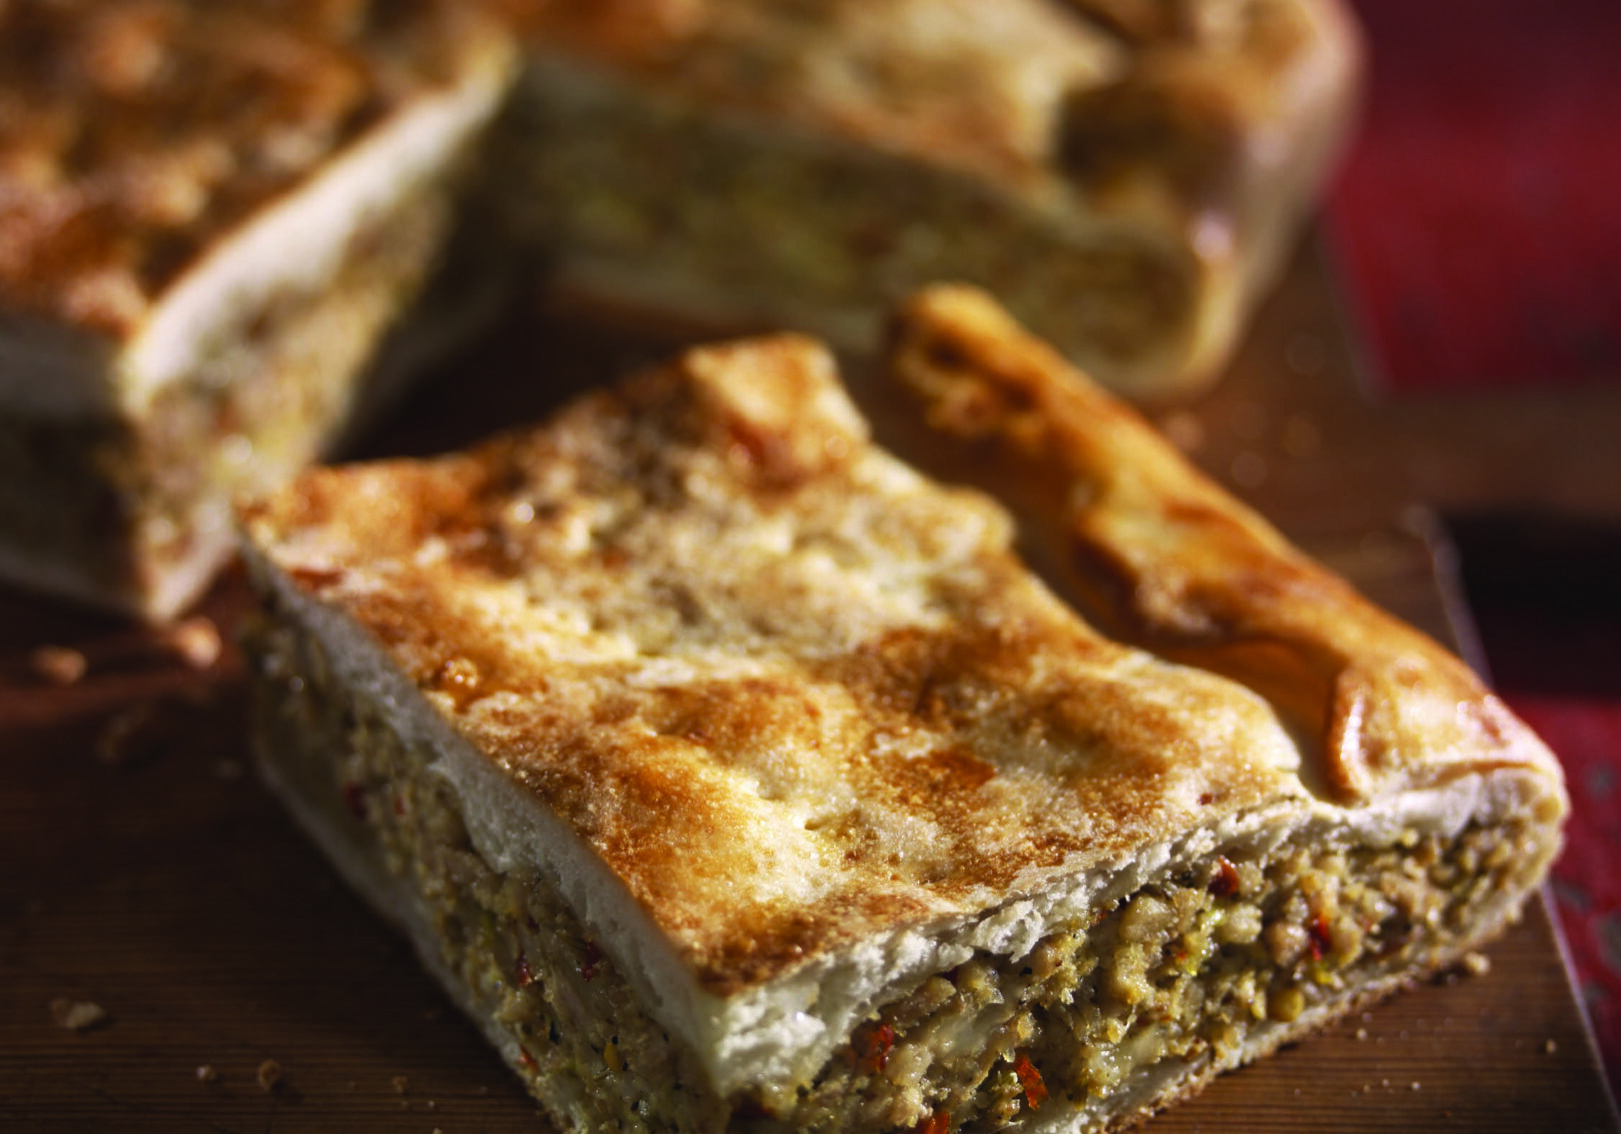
[495,0,1358,400]
[0,0,514,619]
[238,307,1564,1133]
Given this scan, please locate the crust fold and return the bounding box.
[883,284,1565,804]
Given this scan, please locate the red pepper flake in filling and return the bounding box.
[1014,1053,1047,1109]
[517,1048,538,1072]
[912,1109,951,1134]
[1208,855,1240,898]
[516,950,534,988]
[580,941,603,982]
[1308,911,1333,961]
[341,781,366,820]
[393,795,407,816]
[854,1022,896,1075]
[735,1097,774,1120]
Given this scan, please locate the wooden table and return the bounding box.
[2,240,1618,1131]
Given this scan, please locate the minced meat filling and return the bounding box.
[249,614,1537,1134]
[796,820,1529,1134]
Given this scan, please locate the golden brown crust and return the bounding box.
[0,0,505,336]
[882,285,1564,804]
[242,332,1312,993]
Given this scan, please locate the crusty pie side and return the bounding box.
[239,305,1564,1134]
[497,0,1359,400]
[0,0,514,619]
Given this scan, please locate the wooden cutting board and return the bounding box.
[1,241,1617,1133]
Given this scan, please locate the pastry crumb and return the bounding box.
[50,998,107,1031]
[168,616,223,669]
[95,704,158,766]
[392,1074,410,1094]
[31,645,87,686]
[257,1059,283,1092]
[1461,950,1491,976]
[196,1064,218,1083]
[1545,1038,1559,1055]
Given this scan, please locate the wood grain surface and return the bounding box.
[2,241,1618,1132]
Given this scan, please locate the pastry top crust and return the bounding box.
[242,317,1561,997]
[505,0,1357,201]
[0,0,507,337]
[242,333,1317,993]
[882,285,1566,804]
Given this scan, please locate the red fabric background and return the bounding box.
[1465,570,1621,1092]
[1327,0,1621,1092]
[1329,0,1621,392]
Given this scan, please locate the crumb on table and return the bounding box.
[31,645,87,686]
[257,1059,283,1092]
[167,616,223,669]
[50,998,107,1031]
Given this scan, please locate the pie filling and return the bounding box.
[249,604,1545,1134]
[500,59,1195,392]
